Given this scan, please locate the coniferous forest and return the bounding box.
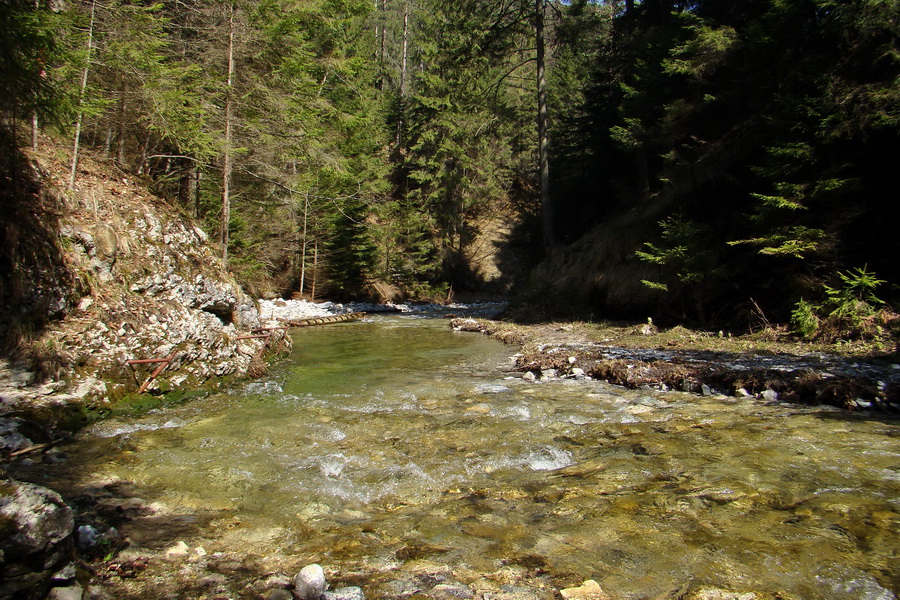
[2,0,899,334]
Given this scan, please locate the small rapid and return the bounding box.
[35,315,900,599]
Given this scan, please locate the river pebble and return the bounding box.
[323,587,366,600]
[47,584,83,600]
[294,564,328,600]
[560,580,610,600]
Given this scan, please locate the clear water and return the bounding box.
[46,317,900,599]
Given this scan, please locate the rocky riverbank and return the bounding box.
[449,318,900,412]
[0,145,297,599]
[0,146,297,457]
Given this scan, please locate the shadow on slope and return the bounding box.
[0,131,76,364]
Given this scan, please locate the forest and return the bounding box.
[2,0,899,336]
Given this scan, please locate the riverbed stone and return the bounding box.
[429,582,474,599]
[51,562,77,585]
[47,583,84,600]
[76,524,99,549]
[559,580,610,600]
[163,540,190,559]
[0,479,75,600]
[681,588,766,600]
[494,585,549,600]
[323,586,366,600]
[293,563,327,599]
[760,389,778,402]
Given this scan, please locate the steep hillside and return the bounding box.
[0,137,285,421]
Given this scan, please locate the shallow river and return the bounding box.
[46,317,900,598]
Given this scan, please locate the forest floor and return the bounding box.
[448,316,900,412]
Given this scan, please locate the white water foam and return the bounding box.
[244,381,284,395]
[90,418,186,438]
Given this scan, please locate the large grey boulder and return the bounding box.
[0,480,75,600]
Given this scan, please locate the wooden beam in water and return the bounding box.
[280,312,366,328]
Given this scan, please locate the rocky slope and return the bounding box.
[1,139,287,452]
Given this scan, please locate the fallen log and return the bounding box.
[280,312,366,327]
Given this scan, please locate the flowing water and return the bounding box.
[38,316,900,598]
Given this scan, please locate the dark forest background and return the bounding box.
[2,0,898,334]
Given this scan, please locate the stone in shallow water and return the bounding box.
[429,582,474,599]
[682,588,768,600]
[163,540,190,559]
[323,586,366,600]
[294,564,327,599]
[760,389,778,402]
[559,580,610,600]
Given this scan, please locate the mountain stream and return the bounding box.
[29,316,900,599]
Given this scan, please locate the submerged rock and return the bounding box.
[323,586,366,600]
[680,588,772,600]
[559,580,610,600]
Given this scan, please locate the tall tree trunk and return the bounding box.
[396,0,410,146]
[310,239,318,301]
[31,111,38,150]
[136,131,151,175]
[68,0,96,192]
[220,2,236,267]
[299,194,309,295]
[115,89,127,166]
[103,121,113,156]
[399,0,409,97]
[535,0,554,247]
[194,166,202,219]
[31,0,39,150]
[379,0,387,63]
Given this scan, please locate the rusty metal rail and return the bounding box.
[237,333,273,360]
[127,352,177,393]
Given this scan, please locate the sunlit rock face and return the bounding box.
[2,154,276,403]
